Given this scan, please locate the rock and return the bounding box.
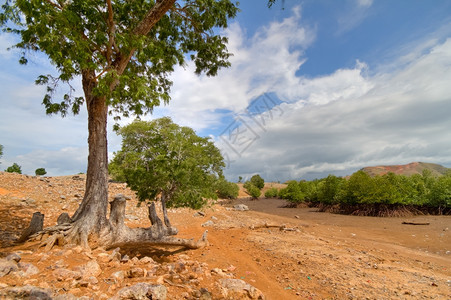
[233,204,249,211]
[53,268,82,281]
[111,283,167,300]
[193,211,206,217]
[199,288,212,300]
[110,247,122,262]
[201,220,214,227]
[6,253,21,263]
[0,258,18,277]
[139,256,155,265]
[126,214,139,220]
[211,268,231,278]
[76,260,102,279]
[211,216,218,221]
[121,254,130,263]
[53,294,81,300]
[219,278,265,299]
[0,285,53,299]
[57,213,72,225]
[110,271,125,284]
[17,262,40,277]
[127,267,145,278]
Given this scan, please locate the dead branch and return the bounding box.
[402,221,430,226]
[249,222,299,232]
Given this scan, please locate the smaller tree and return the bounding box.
[279,180,304,203]
[250,174,265,190]
[35,168,47,176]
[264,187,278,198]
[243,181,261,199]
[216,178,239,199]
[110,117,225,224]
[238,176,243,183]
[5,163,22,174]
[0,144,3,163]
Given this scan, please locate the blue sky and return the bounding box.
[1,0,451,182]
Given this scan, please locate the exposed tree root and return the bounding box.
[19,194,209,251]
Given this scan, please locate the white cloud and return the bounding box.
[4,147,88,176]
[159,6,315,131]
[219,38,451,181]
[336,0,373,34]
[357,0,373,8]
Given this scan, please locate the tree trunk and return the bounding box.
[67,70,110,247]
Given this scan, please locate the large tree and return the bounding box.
[1,0,239,249]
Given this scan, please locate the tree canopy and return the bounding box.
[35,168,47,176]
[110,117,225,209]
[1,0,238,120]
[5,162,22,174]
[250,174,265,190]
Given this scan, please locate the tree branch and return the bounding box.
[44,0,63,11]
[106,0,115,67]
[113,0,176,79]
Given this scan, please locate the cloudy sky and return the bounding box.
[1,0,451,182]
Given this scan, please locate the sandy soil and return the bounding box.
[0,172,450,299]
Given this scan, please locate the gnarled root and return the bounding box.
[103,195,208,250]
[23,194,209,251]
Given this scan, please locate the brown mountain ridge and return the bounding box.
[360,162,450,177]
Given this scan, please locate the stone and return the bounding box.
[199,288,212,300]
[111,283,167,300]
[76,260,102,279]
[211,268,231,278]
[120,254,130,263]
[0,258,18,277]
[126,214,139,221]
[110,271,125,284]
[57,213,72,225]
[110,247,122,262]
[201,220,214,227]
[233,204,249,211]
[219,278,265,299]
[193,211,206,217]
[0,285,53,300]
[53,268,82,281]
[6,253,21,263]
[139,256,155,265]
[17,262,40,277]
[127,267,145,278]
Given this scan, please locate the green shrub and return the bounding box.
[264,187,279,198]
[5,163,22,174]
[316,175,346,204]
[247,185,261,199]
[244,181,261,199]
[278,180,304,203]
[216,178,239,199]
[35,168,47,176]
[250,174,264,190]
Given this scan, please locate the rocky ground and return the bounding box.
[0,172,450,299]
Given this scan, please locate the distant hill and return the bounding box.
[360,162,450,177]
